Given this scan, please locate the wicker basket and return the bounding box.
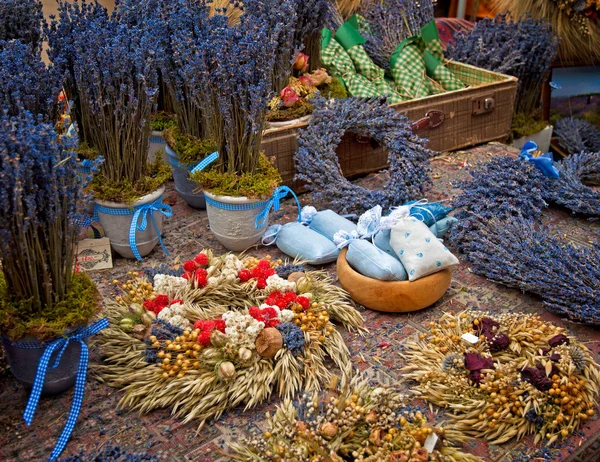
[261,61,518,187]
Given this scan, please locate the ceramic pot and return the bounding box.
[2,334,86,395]
[165,144,206,209]
[513,125,553,154]
[94,186,166,259]
[204,191,268,251]
[337,248,452,313]
[148,131,169,164]
[266,115,312,130]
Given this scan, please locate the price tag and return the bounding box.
[424,433,439,453]
[76,238,113,271]
[461,333,479,344]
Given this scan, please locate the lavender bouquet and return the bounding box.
[0,111,98,340]
[447,14,558,118]
[61,1,165,203]
[0,0,43,49]
[554,117,600,155]
[0,39,62,122]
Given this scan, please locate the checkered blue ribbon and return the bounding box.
[76,159,94,175]
[190,151,219,174]
[93,196,172,261]
[21,318,109,461]
[254,186,301,229]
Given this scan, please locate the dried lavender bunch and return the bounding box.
[542,152,600,216]
[0,0,43,50]
[295,96,432,214]
[359,0,435,69]
[447,14,558,116]
[293,0,332,72]
[554,117,600,155]
[452,214,600,325]
[0,40,62,122]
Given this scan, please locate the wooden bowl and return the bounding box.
[337,248,452,313]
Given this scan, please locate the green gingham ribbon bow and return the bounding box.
[22,318,110,460]
[421,19,465,92]
[390,36,430,99]
[321,28,380,98]
[335,17,404,104]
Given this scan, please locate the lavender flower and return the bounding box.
[0,111,84,313]
[0,0,43,49]
[275,263,305,279]
[59,445,160,462]
[0,40,62,121]
[144,264,184,280]
[447,14,558,116]
[554,117,600,155]
[295,96,432,214]
[276,322,305,355]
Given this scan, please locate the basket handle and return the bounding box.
[411,110,445,132]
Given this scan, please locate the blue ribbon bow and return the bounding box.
[94,197,172,261]
[255,186,302,229]
[520,141,560,179]
[22,318,109,461]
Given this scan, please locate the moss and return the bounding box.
[266,98,313,122]
[90,157,172,204]
[191,153,282,199]
[511,112,549,140]
[149,111,178,132]
[317,77,348,99]
[163,126,217,164]
[0,272,100,341]
[76,142,100,161]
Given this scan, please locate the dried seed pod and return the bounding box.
[238,347,253,362]
[210,329,228,347]
[287,271,305,283]
[217,361,236,380]
[130,303,145,316]
[141,312,156,327]
[119,318,135,332]
[295,276,312,293]
[255,327,283,358]
[131,324,147,341]
[365,411,379,424]
[320,422,338,439]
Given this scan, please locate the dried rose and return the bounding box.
[488,332,510,352]
[464,352,495,371]
[474,317,500,335]
[320,422,338,439]
[298,75,313,87]
[280,86,299,108]
[293,52,309,72]
[306,68,332,86]
[521,364,552,391]
[548,334,569,347]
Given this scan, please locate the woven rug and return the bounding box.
[1,143,599,462]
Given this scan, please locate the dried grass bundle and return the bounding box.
[208,0,243,25]
[401,311,600,445]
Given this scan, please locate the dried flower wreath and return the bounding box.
[94,250,364,427]
[294,96,432,214]
[402,311,600,445]
[554,117,600,155]
[449,155,600,324]
[231,370,483,461]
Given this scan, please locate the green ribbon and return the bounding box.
[334,17,366,49]
[421,20,443,61]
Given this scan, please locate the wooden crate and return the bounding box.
[261,61,517,187]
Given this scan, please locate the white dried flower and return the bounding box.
[265,274,296,293]
[153,274,188,295]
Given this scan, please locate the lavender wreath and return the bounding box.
[294,96,432,214]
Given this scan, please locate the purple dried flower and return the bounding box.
[521,364,552,392]
[548,334,570,348]
[554,117,600,155]
[0,0,43,50]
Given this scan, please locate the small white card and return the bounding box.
[76,238,113,271]
[424,433,439,453]
[461,333,480,344]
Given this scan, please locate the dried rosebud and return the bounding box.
[298,75,313,87]
[409,448,429,462]
[521,364,552,391]
[294,52,309,72]
[307,68,332,86]
[488,333,510,352]
[548,334,570,348]
[365,411,378,424]
[389,451,410,462]
[280,86,299,107]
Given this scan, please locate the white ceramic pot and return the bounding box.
[204,191,268,251]
[94,186,166,259]
[513,125,553,154]
[266,115,312,129]
[148,131,168,164]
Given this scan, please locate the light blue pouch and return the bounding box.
[372,229,398,260]
[406,201,453,227]
[308,209,357,242]
[266,222,339,265]
[429,216,458,238]
[347,240,408,281]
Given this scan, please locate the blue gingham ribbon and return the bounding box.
[21,318,109,461]
[254,186,301,229]
[190,151,219,174]
[520,141,560,179]
[93,196,172,261]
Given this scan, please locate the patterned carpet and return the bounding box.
[1,143,599,462]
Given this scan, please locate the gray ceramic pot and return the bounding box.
[148,131,169,164]
[94,186,166,259]
[165,144,206,209]
[2,334,86,395]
